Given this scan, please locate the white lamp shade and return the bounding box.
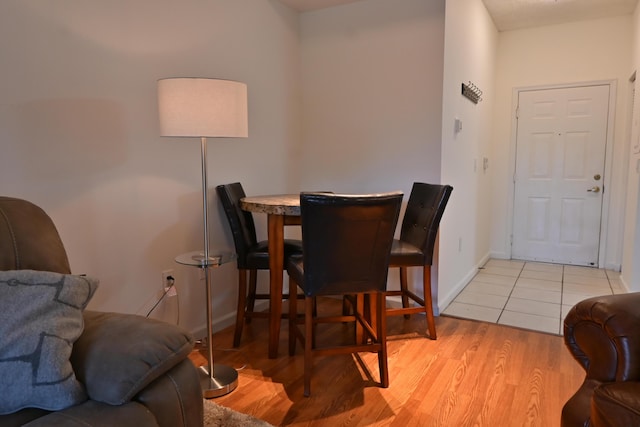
[158,78,248,138]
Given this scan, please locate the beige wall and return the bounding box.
[438,0,498,310]
[297,0,446,299]
[0,1,302,335]
[490,16,633,273]
[4,0,634,337]
[0,0,449,335]
[298,0,445,194]
[622,4,640,291]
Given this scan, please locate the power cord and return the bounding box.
[145,278,246,370]
[146,275,180,324]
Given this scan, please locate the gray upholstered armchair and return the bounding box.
[0,196,203,426]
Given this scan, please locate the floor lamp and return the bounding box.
[158,78,248,397]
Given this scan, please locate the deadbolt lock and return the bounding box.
[594,174,601,181]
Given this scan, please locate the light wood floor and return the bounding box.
[189,298,585,427]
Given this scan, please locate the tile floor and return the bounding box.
[442,259,627,335]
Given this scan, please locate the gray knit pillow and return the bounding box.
[0,270,97,414]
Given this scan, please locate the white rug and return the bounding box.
[203,399,274,427]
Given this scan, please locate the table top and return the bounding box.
[175,250,236,268]
[240,194,300,216]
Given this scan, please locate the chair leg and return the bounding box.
[313,296,318,317]
[246,269,258,324]
[304,297,314,397]
[423,265,437,340]
[399,267,410,319]
[376,292,389,388]
[312,296,317,349]
[342,295,351,316]
[289,279,298,356]
[365,294,376,346]
[233,269,248,348]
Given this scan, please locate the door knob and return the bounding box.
[587,186,601,193]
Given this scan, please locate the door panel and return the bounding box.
[525,197,550,241]
[512,85,609,266]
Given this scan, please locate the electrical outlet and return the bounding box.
[161,270,174,292]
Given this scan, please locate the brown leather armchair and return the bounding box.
[0,196,203,427]
[563,293,640,427]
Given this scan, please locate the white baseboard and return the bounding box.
[489,251,510,260]
[619,275,632,293]
[194,253,493,338]
[603,262,621,272]
[190,300,269,340]
[437,252,490,314]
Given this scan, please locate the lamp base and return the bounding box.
[198,364,238,398]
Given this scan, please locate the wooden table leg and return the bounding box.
[268,214,285,359]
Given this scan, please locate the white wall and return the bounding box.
[491,16,633,272]
[297,0,446,298]
[10,0,631,341]
[622,4,640,291]
[0,0,301,336]
[439,0,498,309]
[298,0,445,194]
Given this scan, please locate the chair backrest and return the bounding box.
[0,196,71,273]
[216,183,259,268]
[299,191,402,296]
[399,183,453,265]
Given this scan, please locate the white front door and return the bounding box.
[512,84,610,266]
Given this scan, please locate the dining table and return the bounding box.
[239,194,301,359]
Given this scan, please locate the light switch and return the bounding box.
[454,118,463,133]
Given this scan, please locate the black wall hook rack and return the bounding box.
[461,81,482,104]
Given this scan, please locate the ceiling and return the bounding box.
[483,0,638,31]
[278,0,362,12]
[279,0,639,31]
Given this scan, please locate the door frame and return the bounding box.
[505,80,617,268]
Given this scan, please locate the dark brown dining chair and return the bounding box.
[287,191,402,397]
[216,182,303,347]
[385,182,453,339]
